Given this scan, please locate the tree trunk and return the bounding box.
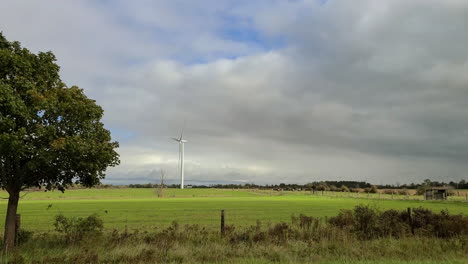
[3,191,19,252]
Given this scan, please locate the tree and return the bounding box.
[156,169,165,198]
[0,33,119,251]
[340,185,349,192]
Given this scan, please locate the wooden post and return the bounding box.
[407,208,414,235]
[220,210,225,236]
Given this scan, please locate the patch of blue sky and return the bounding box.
[219,15,286,51]
[174,19,286,65]
[109,127,136,143]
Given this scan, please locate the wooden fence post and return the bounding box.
[220,210,225,236]
[407,208,414,235]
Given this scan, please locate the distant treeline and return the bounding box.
[125,179,468,190]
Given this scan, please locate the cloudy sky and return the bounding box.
[2,0,468,185]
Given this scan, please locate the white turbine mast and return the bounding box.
[172,126,187,189]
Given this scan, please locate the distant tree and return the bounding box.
[368,185,378,193]
[156,169,165,198]
[423,179,432,187]
[340,185,350,192]
[0,33,119,251]
[317,184,327,191]
[416,185,427,195]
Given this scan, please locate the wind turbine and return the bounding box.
[172,127,187,189]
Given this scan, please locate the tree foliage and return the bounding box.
[0,33,119,192]
[0,32,119,250]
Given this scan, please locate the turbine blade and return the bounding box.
[171,137,180,142]
[179,120,186,141]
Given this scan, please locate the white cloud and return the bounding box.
[2,0,468,184]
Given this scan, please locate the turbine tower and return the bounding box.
[172,127,187,189]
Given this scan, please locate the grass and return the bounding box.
[0,188,466,263]
[2,213,467,264]
[0,188,264,200]
[5,237,467,264]
[0,188,466,232]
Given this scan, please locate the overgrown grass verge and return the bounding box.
[1,205,467,264]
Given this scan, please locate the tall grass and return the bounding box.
[1,206,467,264]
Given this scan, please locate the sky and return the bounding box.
[1,0,468,185]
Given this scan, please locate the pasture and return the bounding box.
[0,188,467,264]
[0,188,467,232]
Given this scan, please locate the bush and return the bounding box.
[54,214,104,242]
[16,229,33,245]
[291,214,318,230]
[412,208,468,238]
[379,209,410,238]
[398,189,409,195]
[352,205,380,239]
[328,205,468,240]
[416,186,426,195]
[369,185,378,193]
[328,209,354,229]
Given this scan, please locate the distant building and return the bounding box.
[424,187,450,200]
[185,185,193,189]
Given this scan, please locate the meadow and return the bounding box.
[0,188,466,232]
[0,188,467,263]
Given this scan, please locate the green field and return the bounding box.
[0,188,467,232]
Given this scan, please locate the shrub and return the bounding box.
[352,205,380,239]
[328,205,468,240]
[378,209,409,238]
[411,208,468,238]
[54,214,104,242]
[398,189,409,195]
[291,214,318,230]
[416,186,426,195]
[328,209,354,229]
[16,229,33,245]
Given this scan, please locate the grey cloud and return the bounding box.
[2,0,468,184]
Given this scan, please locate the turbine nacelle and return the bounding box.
[171,138,188,143]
